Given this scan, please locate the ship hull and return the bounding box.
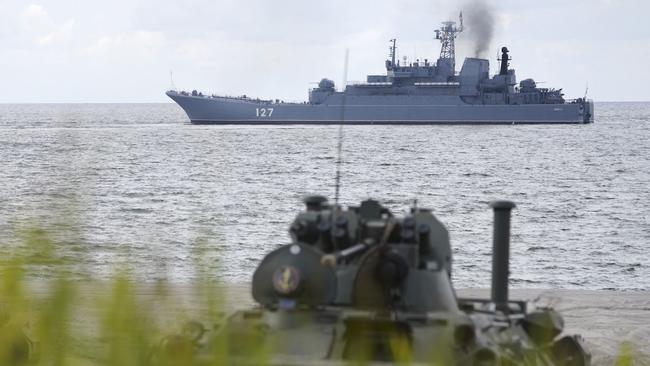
[167,92,594,125]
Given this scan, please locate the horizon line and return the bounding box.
[1,100,649,104]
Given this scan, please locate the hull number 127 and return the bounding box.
[256,108,274,117]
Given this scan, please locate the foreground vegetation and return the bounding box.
[0,227,256,365]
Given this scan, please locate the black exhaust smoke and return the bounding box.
[462,0,496,58]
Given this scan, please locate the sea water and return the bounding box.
[0,102,648,290]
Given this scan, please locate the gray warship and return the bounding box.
[159,197,590,365]
[167,15,593,125]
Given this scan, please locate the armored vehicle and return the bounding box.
[160,197,590,365]
[167,15,593,124]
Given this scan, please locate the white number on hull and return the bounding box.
[255,108,274,117]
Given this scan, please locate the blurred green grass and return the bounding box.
[0,227,267,365]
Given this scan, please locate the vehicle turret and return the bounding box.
[264,197,456,312]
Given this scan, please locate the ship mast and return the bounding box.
[434,12,463,72]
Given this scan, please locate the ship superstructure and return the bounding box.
[167,15,593,124]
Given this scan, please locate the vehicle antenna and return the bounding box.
[334,49,349,207]
[584,83,589,99]
[331,50,350,253]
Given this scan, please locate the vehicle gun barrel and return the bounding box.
[321,242,370,267]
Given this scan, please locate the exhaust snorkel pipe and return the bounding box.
[489,200,516,311]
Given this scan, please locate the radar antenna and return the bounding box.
[434,12,464,72]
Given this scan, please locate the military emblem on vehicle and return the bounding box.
[272,265,301,295]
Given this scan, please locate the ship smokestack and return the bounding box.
[489,200,516,311]
[499,47,509,76]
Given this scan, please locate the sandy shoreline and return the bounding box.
[24,282,650,365]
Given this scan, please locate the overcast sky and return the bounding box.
[1,0,648,103]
